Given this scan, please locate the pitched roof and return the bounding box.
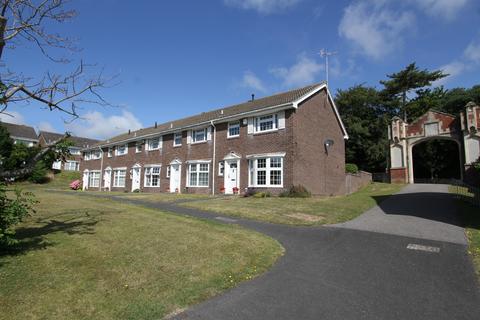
[92,82,327,148]
[39,131,100,148]
[0,122,38,141]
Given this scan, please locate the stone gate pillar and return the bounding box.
[461,102,480,185]
[388,117,408,183]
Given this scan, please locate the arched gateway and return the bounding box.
[389,102,480,184]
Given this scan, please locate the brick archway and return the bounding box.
[389,102,480,184]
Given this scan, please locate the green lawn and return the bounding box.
[0,189,283,320]
[179,183,403,226]
[449,189,480,279]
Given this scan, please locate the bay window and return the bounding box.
[188,162,209,187]
[144,166,161,187]
[88,171,100,188]
[113,169,126,187]
[248,156,283,187]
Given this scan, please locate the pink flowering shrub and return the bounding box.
[70,180,81,190]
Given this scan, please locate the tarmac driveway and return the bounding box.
[332,184,467,245]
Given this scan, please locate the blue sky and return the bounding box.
[2,0,480,139]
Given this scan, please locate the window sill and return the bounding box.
[252,129,279,135]
[147,148,161,152]
[186,185,209,188]
[227,135,240,139]
[144,185,161,188]
[248,185,284,188]
[173,144,182,148]
[190,141,207,145]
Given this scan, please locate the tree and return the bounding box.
[0,0,112,180]
[380,63,447,122]
[335,85,395,172]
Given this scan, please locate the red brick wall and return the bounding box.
[390,167,407,183]
[291,91,346,195]
[407,112,457,136]
[81,88,347,195]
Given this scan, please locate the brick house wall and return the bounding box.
[292,90,346,195]
[81,85,348,195]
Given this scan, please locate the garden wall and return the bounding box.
[345,171,372,195]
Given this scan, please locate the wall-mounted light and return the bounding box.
[324,139,334,154]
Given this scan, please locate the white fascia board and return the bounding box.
[185,159,212,164]
[291,83,349,140]
[246,152,286,159]
[144,164,162,167]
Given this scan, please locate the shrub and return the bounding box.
[0,184,36,247]
[70,180,81,190]
[345,163,359,174]
[29,161,48,184]
[252,192,271,198]
[279,185,311,198]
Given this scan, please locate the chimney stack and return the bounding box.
[155,121,158,128]
[251,94,255,101]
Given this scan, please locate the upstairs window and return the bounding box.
[255,114,278,133]
[116,144,128,156]
[228,122,240,138]
[136,143,142,153]
[107,148,113,157]
[147,137,161,150]
[192,128,207,143]
[174,132,182,146]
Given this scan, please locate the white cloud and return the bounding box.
[65,110,143,140]
[464,39,480,64]
[0,111,25,125]
[241,70,267,93]
[409,0,469,21]
[339,1,415,60]
[224,0,301,14]
[38,121,56,132]
[270,54,323,87]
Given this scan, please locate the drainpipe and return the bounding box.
[210,120,216,195]
[98,146,104,191]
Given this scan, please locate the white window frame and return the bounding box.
[248,156,284,188]
[147,137,161,151]
[227,121,240,138]
[173,132,182,147]
[187,162,210,187]
[136,142,142,153]
[88,171,101,188]
[113,169,126,187]
[107,148,113,158]
[166,165,171,178]
[69,148,81,155]
[192,128,207,143]
[254,113,278,133]
[218,160,224,176]
[64,160,79,171]
[116,144,128,156]
[144,165,161,188]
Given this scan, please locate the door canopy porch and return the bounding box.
[388,102,480,184]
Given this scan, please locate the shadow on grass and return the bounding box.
[371,191,480,230]
[0,209,103,261]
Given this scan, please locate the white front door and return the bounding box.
[82,171,89,190]
[104,170,111,191]
[170,164,181,193]
[131,167,141,191]
[224,160,239,194]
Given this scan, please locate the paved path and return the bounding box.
[332,184,467,245]
[70,186,480,319]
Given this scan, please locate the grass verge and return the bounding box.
[180,183,403,226]
[0,189,283,320]
[451,197,480,280]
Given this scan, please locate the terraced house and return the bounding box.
[81,83,349,195]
